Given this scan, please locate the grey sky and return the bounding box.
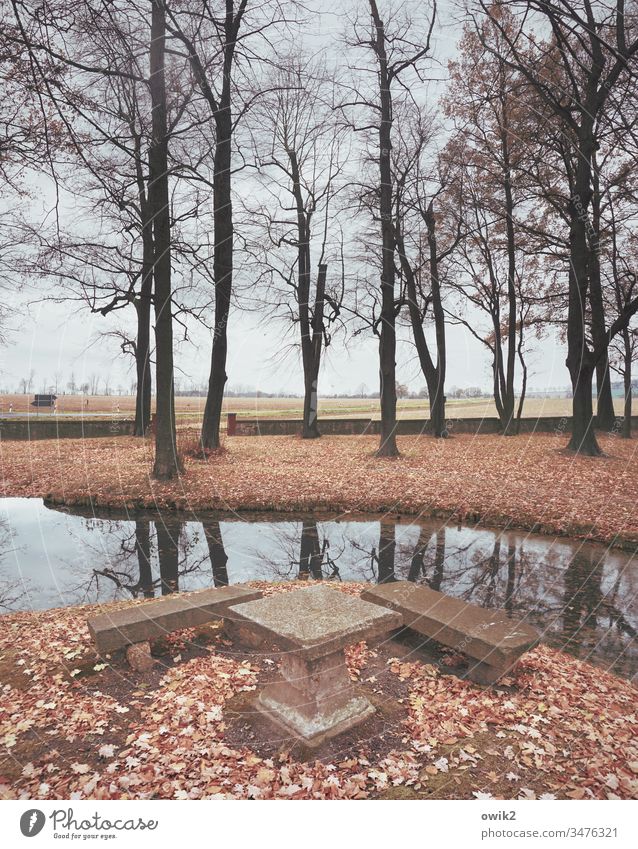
[0,0,573,397]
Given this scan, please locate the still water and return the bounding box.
[0,498,636,680]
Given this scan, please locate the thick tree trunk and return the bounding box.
[149,1,179,478]
[566,115,602,456]
[203,520,229,587]
[302,367,321,439]
[377,522,396,584]
[156,520,181,595]
[595,353,616,431]
[371,1,398,457]
[568,365,601,455]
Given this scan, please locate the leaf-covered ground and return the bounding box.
[1,431,637,545]
[1,583,636,801]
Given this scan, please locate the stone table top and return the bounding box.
[227,585,402,660]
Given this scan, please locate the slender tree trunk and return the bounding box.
[515,318,528,433]
[622,332,632,438]
[425,203,447,437]
[590,161,616,431]
[371,1,398,457]
[299,521,323,580]
[201,112,233,450]
[430,527,445,592]
[397,208,446,437]
[504,542,516,616]
[149,0,179,478]
[408,526,433,582]
[301,264,327,439]
[501,97,517,436]
[133,237,153,436]
[203,520,229,586]
[135,520,154,597]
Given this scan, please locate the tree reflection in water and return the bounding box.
[3,502,636,680]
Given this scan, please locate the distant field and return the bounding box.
[1,393,634,421]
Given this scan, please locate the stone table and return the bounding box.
[226,585,402,747]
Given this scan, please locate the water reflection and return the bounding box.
[0,498,635,681]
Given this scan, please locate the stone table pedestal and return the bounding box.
[227,585,402,747]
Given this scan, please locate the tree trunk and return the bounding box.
[203,520,229,587]
[566,116,601,456]
[407,526,433,582]
[149,0,179,478]
[504,542,516,616]
[590,160,616,431]
[377,522,396,583]
[133,247,152,436]
[156,520,181,595]
[424,203,447,437]
[301,264,327,439]
[430,527,445,592]
[371,1,398,457]
[568,365,601,455]
[501,98,517,436]
[201,114,232,450]
[299,521,323,580]
[622,334,632,438]
[135,520,154,598]
[595,353,616,431]
[302,367,321,439]
[396,208,446,438]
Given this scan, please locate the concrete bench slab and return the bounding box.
[361,581,538,684]
[227,585,402,745]
[87,584,262,657]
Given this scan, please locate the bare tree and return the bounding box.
[347,0,436,456]
[245,60,346,438]
[471,0,638,454]
[163,0,295,450]
[393,112,459,437]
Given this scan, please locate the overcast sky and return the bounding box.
[0,0,573,397]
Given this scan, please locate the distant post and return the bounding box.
[227,413,237,436]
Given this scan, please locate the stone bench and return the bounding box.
[361,581,538,684]
[87,585,262,670]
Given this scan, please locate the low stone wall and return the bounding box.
[233,414,638,437]
[0,418,136,441]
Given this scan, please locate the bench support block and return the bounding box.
[126,641,155,672]
[223,617,265,649]
[466,660,510,685]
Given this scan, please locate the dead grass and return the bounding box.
[1,431,637,547]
